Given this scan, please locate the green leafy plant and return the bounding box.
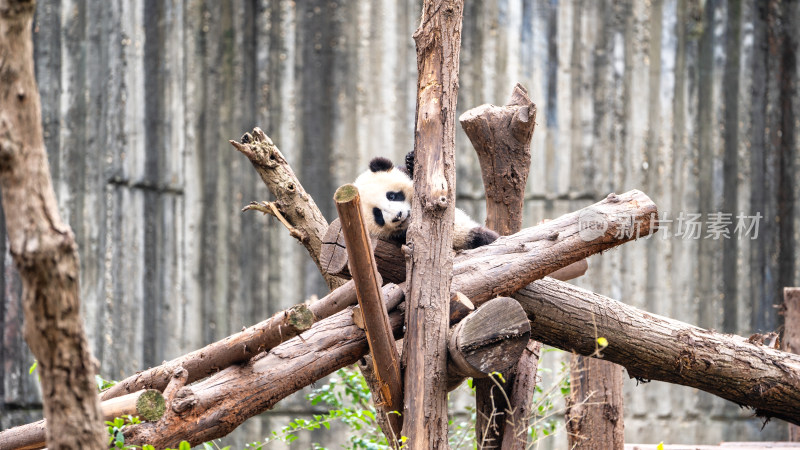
[263,367,400,449]
[106,415,141,449]
[96,374,118,392]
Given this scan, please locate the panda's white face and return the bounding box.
[354,158,413,242]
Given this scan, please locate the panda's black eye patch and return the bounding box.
[372,207,386,226]
[386,191,405,202]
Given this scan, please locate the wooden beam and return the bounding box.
[101,302,316,400]
[116,191,659,448]
[334,184,404,441]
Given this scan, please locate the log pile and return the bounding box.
[3,119,800,448]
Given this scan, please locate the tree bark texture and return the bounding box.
[0,389,166,450]
[516,278,800,426]
[459,83,535,236]
[403,0,465,448]
[447,296,530,379]
[565,355,625,450]
[451,190,656,306]
[460,82,539,450]
[116,191,658,447]
[334,184,403,440]
[230,128,345,290]
[0,1,106,448]
[122,307,404,447]
[501,341,541,449]
[105,188,656,404]
[120,260,800,447]
[101,302,316,400]
[321,218,407,284]
[783,287,800,441]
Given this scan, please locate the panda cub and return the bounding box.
[353,155,499,250]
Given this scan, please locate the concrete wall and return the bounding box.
[1,0,798,447]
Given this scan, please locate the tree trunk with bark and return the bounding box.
[783,287,800,441]
[403,0,465,448]
[0,389,165,450]
[565,355,625,449]
[0,1,106,448]
[460,83,539,450]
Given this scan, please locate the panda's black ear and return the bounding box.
[369,157,394,173]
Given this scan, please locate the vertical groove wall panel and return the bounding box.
[1,0,797,444]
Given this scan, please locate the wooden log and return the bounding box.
[118,191,659,448]
[334,184,404,440]
[783,287,800,441]
[450,190,656,306]
[320,218,407,284]
[515,278,800,426]
[447,297,530,378]
[461,83,540,450]
[322,218,586,285]
[101,302,316,400]
[104,188,653,403]
[119,271,800,447]
[403,1,465,448]
[450,291,475,323]
[230,128,345,290]
[459,83,536,236]
[0,389,166,450]
[565,355,625,450]
[502,341,541,448]
[549,259,589,282]
[0,2,106,448]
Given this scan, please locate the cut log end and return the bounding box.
[136,390,167,422]
[334,184,360,203]
[448,297,531,379]
[287,304,315,331]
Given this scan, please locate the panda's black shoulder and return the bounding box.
[369,157,394,173]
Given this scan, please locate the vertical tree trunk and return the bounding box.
[460,84,539,449]
[783,287,800,441]
[0,0,106,448]
[403,1,465,448]
[565,355,625,449]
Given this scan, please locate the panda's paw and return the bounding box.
[464,227,500,249]
[404,151,415,177]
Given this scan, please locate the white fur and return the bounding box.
[354,162,490,250]
[354,166,413,240]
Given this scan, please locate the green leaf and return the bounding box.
[29,360,38,375]
[657,442,665,450]
[179,441,191,450]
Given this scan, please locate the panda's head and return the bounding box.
[354,157,413,242]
